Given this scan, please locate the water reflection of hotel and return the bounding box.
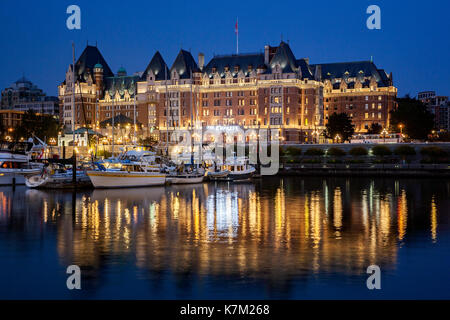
[1,178,446,286]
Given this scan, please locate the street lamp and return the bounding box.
[334,134,341,143]
[312,129,319,144]
[398,124,403,134]
[381,128,389,143]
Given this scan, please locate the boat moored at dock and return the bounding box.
[0,141,43,185]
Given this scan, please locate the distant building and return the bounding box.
[1,77,59,115]
[418,91,449,132]
[0,109,45,136]
[58,43,397,143]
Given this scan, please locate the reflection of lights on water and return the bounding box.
[43,199,48,223]
[431,196,437,243]
[333,187,343,235]
[379,195,391,243]
[310,192,321,248]
[361,190,369,230]
[274,187,285,244]
[397,190,407,241]
[206,189,239,239]
[324,181,329,217]
[104,199,110,235]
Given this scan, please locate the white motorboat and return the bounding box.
[207,156,256,182]
[0,141,43,185]
[87,164,165,188]
[87,150,166,188]
[167,166,205,185]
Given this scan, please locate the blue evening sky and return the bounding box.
[0,0,449,97]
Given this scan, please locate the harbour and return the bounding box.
[0,176,448,299]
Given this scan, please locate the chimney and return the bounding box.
[198,53,205,71]
[264,45,269,65]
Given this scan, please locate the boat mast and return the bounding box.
[111,86,115,156]
[72,43,76,148]
[133,88,137,146]
[165,67,169,156]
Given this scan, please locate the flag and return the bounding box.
[235,19,238,35]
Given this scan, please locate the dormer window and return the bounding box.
[234,66,239,73]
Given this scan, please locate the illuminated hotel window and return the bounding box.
[378,112,381,119]
[365,113,369,119]
[305,118,308,125]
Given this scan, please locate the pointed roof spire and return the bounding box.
[142,51,170,81]
[170,49,199,79]
[74,45,114,81]
[269,41,298,73]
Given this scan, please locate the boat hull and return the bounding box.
[25,173,92,189]
[87,171,166,188]
[207,170,230,181]
[0,168,42,185]
[167,175,204,184]
[214,168,256,182]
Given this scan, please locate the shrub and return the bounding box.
[348,159,365,164]
[349,147,368,156]
[304,148,325,156]
[420,146,448,158]
[285,146,302,156]
[372,145,392,157]
[327,159,343,164]
[394,145,416,156]
[301,159,321,164]
[327,147,346,156]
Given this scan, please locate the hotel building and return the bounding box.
[58,42,397,144]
